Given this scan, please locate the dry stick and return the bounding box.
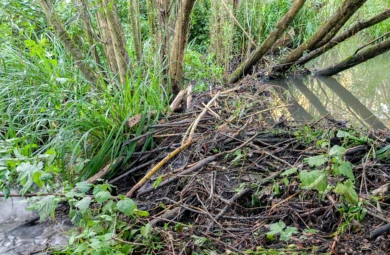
[137,133,258,197]
[268,191,301,214]
[126,92,221,197]
[206,170,284,232]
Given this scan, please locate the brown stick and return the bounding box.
[228,0,306,84]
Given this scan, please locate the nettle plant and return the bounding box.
[28,181,154,254]
[298,132,360,205]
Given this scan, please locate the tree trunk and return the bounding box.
[273,0,367,74]
[318,77,387,130]
[315,37,390,76]
[95,1,119,75]
[228,0,306,84]
[129,0,143,61]
[38,0,99,84]
[169,0,196,95]
[297,9,390,66]
[101,0,130,85]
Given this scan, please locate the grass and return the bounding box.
[0,32,168,191]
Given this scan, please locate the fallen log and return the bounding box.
[314,36,390,77]
[297,9,390,66]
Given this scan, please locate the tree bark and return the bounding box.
[169,0,196,95]
[95,1,118,74]
[227,0,306,84]
[102,0,130,85]
[38,0,99,84]
[297,9,390,66]
[315,37,390,76]
[129,0,143,61]
[318,77,387,130]
[273,0,367,74]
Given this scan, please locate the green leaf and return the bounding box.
[27,195,60,221]
[76,181,92,193]
[95,191,111,204]
[117,198,136,216]
[140,223,152,238]
[333,160,354,180]
[335,180,359,205]
[269,221,285,234]
[281,168,298,177]
[192,235,208,247]
[75,197,92,212]
[17,162,43,195]
[3,186,10,200]
[153,176,163,189]
[136,209,150,217]
[304,155,327,167]
[329,145,345,157]
[299,170,328,193]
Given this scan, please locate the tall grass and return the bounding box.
[0,32,168,187]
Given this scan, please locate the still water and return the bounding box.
[269,39,390,130]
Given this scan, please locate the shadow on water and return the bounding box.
[268,38,389,131]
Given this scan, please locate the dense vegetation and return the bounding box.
[0,0,389,253]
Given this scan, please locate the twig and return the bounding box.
[126,139,194,197]
[354,31,390,55]
[112,236,147,246]
[268,191,300,214]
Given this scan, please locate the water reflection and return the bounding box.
[270,75,389,130]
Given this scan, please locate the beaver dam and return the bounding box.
[2,76,387,254]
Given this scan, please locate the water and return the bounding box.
[269,39,390,130]
[0,197,69,254]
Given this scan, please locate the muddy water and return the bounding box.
[0,197,69,254]
[270,39,390,130]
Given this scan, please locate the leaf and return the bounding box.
[136,209,150,217]
[3,186,10,200]
[269,221,286,234]
[192,235,208,247]
[27,195,60,221]
[281,167,298,177]
[117,198,136,216]
[333,160,354,180]
[140,223,152,238]
[95,191,111,204]
[153,176,163,189]
[329,145,345,157]
[304,155,327,167]
[299,170,328,193]
[17,162,43,195]
[75,197,92,212]
[335,180,359,205]
[76,181,92,193]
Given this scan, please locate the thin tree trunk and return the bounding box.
[228,0,306,84]
[38,0,99,84]
[297,9,390,66]
[102,0,130,85]
[273,0,367,74]
[169,0,196,95]
[95,2,118,74]
[315,37,390,76]
[129,0,143,61]
[318,77,387,130]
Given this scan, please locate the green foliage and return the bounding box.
[299,170,328,193]
[266,221,299,242]
[334,180,359,205]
